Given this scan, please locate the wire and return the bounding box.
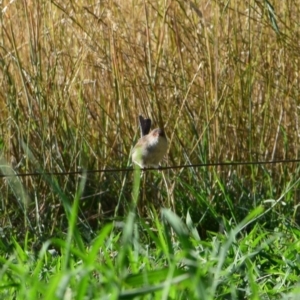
[0,158,299,178]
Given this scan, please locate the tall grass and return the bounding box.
[0,3,300,296]
[0,0,298,231]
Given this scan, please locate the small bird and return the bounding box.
[132,116,168,168]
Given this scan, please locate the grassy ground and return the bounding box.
[0,0,300,298]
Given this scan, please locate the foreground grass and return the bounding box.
[1,205,300,299]
[1,172,300,299]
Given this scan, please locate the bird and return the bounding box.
[132,116,168,168]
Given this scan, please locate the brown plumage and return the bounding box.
[132,118,168,168]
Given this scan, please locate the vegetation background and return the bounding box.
[0,0,300,299]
